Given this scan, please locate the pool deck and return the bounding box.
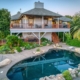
[0,43,80,80]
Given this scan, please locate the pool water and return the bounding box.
[7,49,80,80]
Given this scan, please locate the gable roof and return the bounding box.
[11,8,62,20]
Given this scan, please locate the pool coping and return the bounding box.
[0,43,80,80]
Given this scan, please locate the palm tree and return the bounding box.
[70,12,80,40]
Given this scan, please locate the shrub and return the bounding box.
[41,41,47,46]
[65,33,72,43]
[16,47,22,52]
[36,48,40,52]
[47,40,53,45]
[24,43,32,49]
[62,70,72,80]
[65,33,80,47]
[32,43,39,48]
[6,35,24,48]
[0,44,10,54]
[41,37,49,42]
[68,39,80,47]
[41,37,52,45]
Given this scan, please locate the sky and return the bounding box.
[0,0,80,16]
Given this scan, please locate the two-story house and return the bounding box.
[10,1,71,44]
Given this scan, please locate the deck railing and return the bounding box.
[10,23,70,29]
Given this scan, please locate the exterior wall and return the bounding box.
[48,18,52,27]
[43,32,52,41]
[34,18,42,26]
[22,32,52,41]
[11,20,21,24]
[21,15,28,24]
[22,33,33,39]
[22,32,39,39]
[34,17,52,27]
[11,15,53,28]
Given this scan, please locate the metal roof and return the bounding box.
[11,12,21,20]
[23,8,62,17]
[54,16,71,22]
[11,8,62,20]
[59,16,71,22]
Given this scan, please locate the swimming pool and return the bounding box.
[7,49,80,80]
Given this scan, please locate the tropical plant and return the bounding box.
[73,30,80,40]
[0,44,10,54]
[41,37,52,45]
[6,35,23,48]
[15,47,22,52]
[32,42,39,48]
[41,41,47,46]
[65,33,72,43]
[70,12,80,40]
[62,70,72,80]
[24,43,32,49]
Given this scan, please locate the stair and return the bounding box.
[52,32,60,44]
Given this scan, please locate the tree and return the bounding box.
[0,8,11,37]
[70,11,80,40]
[0,31,5,45]
[65,15,73,19]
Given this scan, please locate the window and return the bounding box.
[44,18,48,26]
[28,18,34,26]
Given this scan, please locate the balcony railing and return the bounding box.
[10,23,70,29]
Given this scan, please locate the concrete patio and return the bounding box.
[0,43,80,80]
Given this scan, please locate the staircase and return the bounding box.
[52,32,60,44]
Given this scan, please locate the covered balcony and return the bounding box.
[10,23,70,33]
[10,23,70,29]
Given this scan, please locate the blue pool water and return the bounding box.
[7,49,80,80]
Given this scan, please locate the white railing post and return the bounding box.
[39,32,40,45]
[63,32,65,42]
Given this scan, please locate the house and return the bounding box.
[10,1,71,44]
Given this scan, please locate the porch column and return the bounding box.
[58,18,59,28]
[63,32,64,42]
[10,32,12,35]
[39,32,40,45]
[42,16,44,28]
[58,32,59,37]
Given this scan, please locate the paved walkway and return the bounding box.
[0,43,80,80]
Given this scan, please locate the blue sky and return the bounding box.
[0,0,80,16]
